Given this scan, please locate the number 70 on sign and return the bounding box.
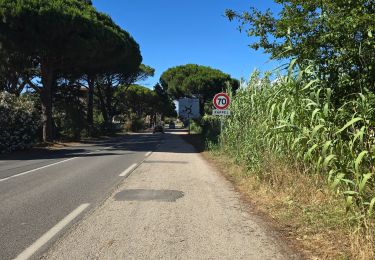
[213,93,230,110]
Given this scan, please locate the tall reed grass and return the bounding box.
[221,65,375,224]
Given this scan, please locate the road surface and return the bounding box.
[42,132,298,260]
[0,133,162,260]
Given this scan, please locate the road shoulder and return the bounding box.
[43,132,299,259]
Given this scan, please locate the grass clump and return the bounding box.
[212,65,375,258]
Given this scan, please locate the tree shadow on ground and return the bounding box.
[0,130,204,163]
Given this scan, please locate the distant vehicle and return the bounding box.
[153,125,164,134]
[169,121,175,129]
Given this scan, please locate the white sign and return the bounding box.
[178,98,200,119]
[212,109,230,116]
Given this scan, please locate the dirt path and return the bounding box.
[43,132,298,259]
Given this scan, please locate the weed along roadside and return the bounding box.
[1,0,374,259]
[183,68,375,259]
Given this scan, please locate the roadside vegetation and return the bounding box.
[0,0,175,153]
[1,0,374,257]
[0,92,40,153]
[204,1,375,258]
[160,64,239,116]
[189,71,375,257]
[210,67,374,258]
[186,1,375,258]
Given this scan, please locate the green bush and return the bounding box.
[190,119,203,134]
[124,118,144,132]
[221,68,375,219]
[54,86,87,140]
[201,115,221,143]
[0,92,40,153]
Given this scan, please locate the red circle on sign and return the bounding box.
[213,93,230,110]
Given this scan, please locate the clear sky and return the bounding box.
[92,0,282,88]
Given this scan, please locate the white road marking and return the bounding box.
[14,203,90,260]
[119,163,138,177]
[145,151,152,157]
[0,157,77,183]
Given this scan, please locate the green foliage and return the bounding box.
[0,92,40,153]
[201,115,221,143]
[0,50,33,95]
[115,84,176,121]
[226,1,375,99]
[160,64,239,114]
[124,117,145,132]
[190,116,221,144]
[116,84,156,118]
[154,83,177,118]
[0,0,140,73]
[225,1,375,222]
[54,84,87,140]
[0,0,142,142]
[121,64,155,86]
[220,67,375,220]
[189,119,203,134]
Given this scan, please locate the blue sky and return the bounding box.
[92,0,283,88]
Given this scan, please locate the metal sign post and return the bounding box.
[213,93,231,133]
[220,116,223,134]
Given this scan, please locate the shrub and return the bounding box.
[0,92,40,153]
[124,118,144,132]
[201,115,221,142]
[54,85,87,140]
[189,119,203,134]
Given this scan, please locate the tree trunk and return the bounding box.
[105,86,113,125]
[97,85,109,125]
[40,63,54,142]
[87,75,95,136]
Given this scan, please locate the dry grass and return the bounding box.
[202,149,375,260]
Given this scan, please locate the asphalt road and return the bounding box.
[42,132,295,260]
[0,133,163,260]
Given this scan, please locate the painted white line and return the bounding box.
[119,163,138,177]
[145,151,152,157]
[0,157,77,183]
[14,203,90,260]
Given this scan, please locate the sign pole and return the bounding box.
[212,92,231,135]
[221,116,223,133]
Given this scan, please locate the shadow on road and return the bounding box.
[0,130,202,162]
[0,134,159,162]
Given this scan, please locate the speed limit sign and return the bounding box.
[213,93,230,110]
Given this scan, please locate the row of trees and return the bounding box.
[115,84,176,127]
[0,0,239,147]
[0,0,175,143]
